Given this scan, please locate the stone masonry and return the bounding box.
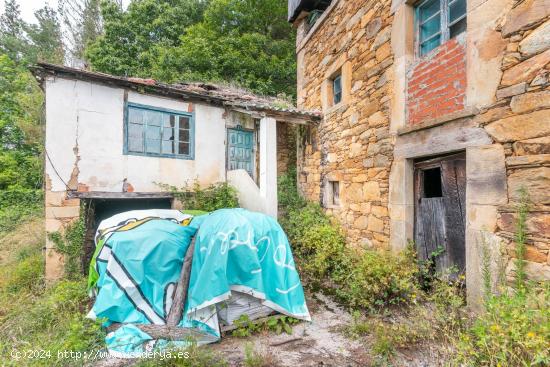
[295,0,395,249]
[293,0,550,300]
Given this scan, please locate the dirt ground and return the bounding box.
[96,291,452,367]
[211,292,370,366]
[211,292,451,367]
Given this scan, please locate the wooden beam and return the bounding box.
[67,191,174,199]
[166,238,196,326]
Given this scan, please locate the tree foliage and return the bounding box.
[86,0,296,97]
[59,0,103,64]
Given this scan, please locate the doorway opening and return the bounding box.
[81,197,173,275]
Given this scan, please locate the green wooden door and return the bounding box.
[227,128,254,178]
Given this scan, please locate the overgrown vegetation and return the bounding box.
[278,171,419,312]
[279,171,549,366]
[159,181,239,212]
[48,216,86,279]
[454,190,549,367]
[0,222,105,367]
[231,315,298,337]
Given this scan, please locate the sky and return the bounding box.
[0,0,130,24]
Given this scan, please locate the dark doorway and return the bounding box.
[414,152,466,276]
[81,197,172,275]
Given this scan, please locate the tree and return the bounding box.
[85,0,208,75]
[59,0,103,65]
[86,0,296,97]
[26,6,65,64]
[0,0,26,60]
[0,54,43,189]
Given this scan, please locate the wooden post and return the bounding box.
[106,234,197,337]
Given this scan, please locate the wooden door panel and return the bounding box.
[414,153,466,275]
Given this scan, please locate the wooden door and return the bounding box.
[227,128,255,178]
[414,153,466,275]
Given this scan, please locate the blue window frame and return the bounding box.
[333,74,342,105]
[124,102,194,159]
[416,0,466,56]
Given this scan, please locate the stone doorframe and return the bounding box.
[388,117,508,308]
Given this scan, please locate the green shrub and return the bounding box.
[279,186,419,311]
[332,248,419,310]
[159,181,239,212]
[455,284,550,367]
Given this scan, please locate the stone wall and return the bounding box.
[295,0,550,300]
[276,121,297,176]
[295,0,395,248]
[477,0,550,283]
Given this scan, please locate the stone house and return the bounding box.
[288,0,550,305]
[33,63,319,280]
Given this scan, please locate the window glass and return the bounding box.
[333,75,342,105]
[126,105,192,158]
[450,17,466,38]
[449,0,466,24]
[421,35,441,55]
[419,0,440,22]
[417,0,466,56]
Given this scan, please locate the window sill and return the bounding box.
[325,101,347,115]
[124,151,195,160]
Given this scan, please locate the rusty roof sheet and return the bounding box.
[32,63,321,121]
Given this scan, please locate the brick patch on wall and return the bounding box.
[407,37,467,125]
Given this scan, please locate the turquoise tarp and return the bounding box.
[87,208,310,357]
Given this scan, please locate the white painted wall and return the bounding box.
[45,76,227,193]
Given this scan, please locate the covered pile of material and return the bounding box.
[86,208,310,357]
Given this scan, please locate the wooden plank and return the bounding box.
[441,159,466,274]
[67,191,174,199]
[415,198,447,271]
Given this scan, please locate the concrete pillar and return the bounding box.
[259,117,278,218]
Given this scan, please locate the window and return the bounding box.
[125,103,194,159]
[328,180,340,206]
[332,74,342,105]
[416,0,466,56]
[422,167,442,198]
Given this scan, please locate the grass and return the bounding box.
[0,217,105,367]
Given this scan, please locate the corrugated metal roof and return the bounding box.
[31,62,321,122]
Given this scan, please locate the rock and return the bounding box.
[368,111,388,127]
[510,90,550,113]
[363,181,380,201]
[530,71,549,86]
[375,42,391,61]
[498,212,550,239]
[485,109,550,142]
[501,49,550,86]
[365,17,381,39]
[508,167,550,204]
[496,82,527,99]
[513,136,550,155]
[354,215,369,229]
[501,0,550,37]
[367,215,384,232]
[507,244,548,263]
[519,18,550,57]
[372,26,391,50]
[346,183,364,202]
